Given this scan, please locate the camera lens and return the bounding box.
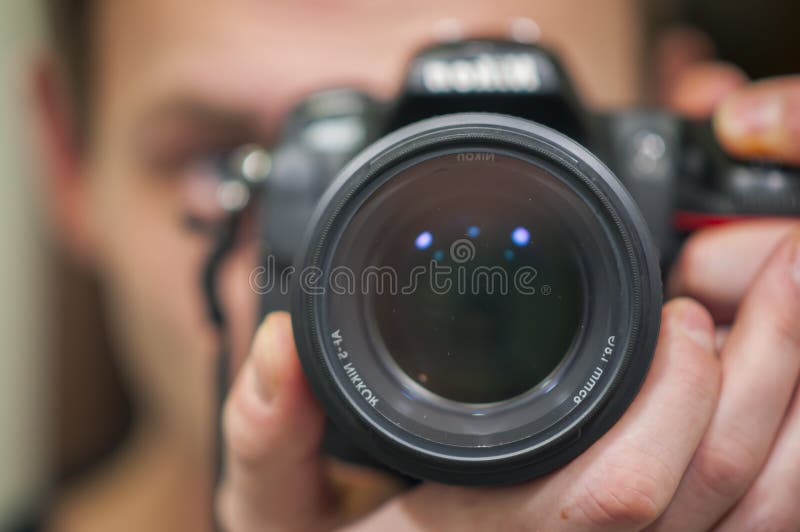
[292,114,661,484]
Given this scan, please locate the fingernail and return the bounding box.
[717,91,784,139]
[262,314,294,401]
[675,302,714,351]
[248,316,287,403]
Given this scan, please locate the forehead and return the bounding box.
[93,1,480,116]
[93,0,639,129]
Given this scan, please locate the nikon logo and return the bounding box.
[457,153,495,162]
[422,53,541,94]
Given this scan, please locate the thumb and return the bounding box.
[714,76,800,165]
[217,312,335,532]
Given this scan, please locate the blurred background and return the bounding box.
[0,0,798,529]
[0,0,48,527]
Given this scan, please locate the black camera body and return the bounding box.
[239,39,799,484]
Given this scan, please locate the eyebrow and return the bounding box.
[133,97,271,147]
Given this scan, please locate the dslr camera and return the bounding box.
[213,39,799,485]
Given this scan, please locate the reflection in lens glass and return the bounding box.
[415,231,433,250]
[512,226,531,246]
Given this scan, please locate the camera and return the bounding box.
[220,39,799,485]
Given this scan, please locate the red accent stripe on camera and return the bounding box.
[672,211,760,231]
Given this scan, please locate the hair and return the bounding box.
[46,0,93,128]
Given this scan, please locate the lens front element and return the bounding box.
[353,154,586,405]
[292,114,662,484]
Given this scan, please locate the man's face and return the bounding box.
[70,0,640,457]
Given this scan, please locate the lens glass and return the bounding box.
[329,152,588,405]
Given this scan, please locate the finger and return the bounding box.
[651,230,800,531]
[655,27,747,117]
[551,298,720,531]
[714,384,800,531]
[668,219,800,322]
[655,26,716,106]
[217,312,333,532]
[666,61,747,118]
[715,325,731,352]
[714,76,800,165]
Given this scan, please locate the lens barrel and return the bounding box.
[291,113,661,484]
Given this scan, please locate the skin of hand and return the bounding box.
[648,59,800,531]
[218,58,800,532]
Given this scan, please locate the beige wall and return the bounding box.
[0,0,48,524]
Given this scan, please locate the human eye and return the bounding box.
[138,124,267,231]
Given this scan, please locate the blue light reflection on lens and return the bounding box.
[504,249,515,261]
[415,231,433,250]
[467,226,480,238]
[511,226,530,246]
[433,250,445,261]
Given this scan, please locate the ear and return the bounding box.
[30,53,97,265]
